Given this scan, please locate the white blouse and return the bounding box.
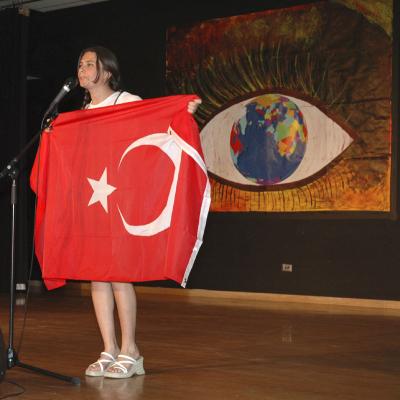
[87,91,142,109]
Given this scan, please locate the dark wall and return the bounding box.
[0,0,398,299]
[0,9,30,292]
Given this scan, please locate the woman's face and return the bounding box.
[78,51,110,91]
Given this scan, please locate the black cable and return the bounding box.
[16,131,43,355]
[0,380,25,399]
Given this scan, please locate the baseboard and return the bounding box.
[28,280,400,314]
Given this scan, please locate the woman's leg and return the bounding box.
[87,281,120,372]
[111,282,140,358]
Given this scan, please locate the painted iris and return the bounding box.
[230,94,307,185]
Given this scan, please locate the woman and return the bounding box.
[78,46,200,379]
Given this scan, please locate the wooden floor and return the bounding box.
[1,287,400,400]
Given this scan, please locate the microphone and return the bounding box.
[43,77,78,118]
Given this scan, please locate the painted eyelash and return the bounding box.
[209,166,356,212]
[167,42,345,128]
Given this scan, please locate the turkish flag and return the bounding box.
[30,95,210,290]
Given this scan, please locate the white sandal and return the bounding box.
[85,352,116,377]
[104,354,145,379]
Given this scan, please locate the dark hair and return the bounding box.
[78,46,121,108]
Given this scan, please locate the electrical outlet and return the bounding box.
[282,263,293,272]
[16,283,26,291]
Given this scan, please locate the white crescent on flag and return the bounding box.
[87,127,209,238]
[117,132,182,236]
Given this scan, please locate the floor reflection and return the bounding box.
[84,375,145,400]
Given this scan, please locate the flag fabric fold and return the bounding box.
[30,95,210,290]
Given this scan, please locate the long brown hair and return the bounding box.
[78,46,121,108]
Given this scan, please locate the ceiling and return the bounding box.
[0,0,109,13]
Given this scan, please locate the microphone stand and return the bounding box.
[0,109,80,385]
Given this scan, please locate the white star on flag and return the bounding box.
[87,168,116,213]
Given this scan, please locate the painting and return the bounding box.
[166,1,393,213]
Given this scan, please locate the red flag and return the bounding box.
[30,95,210,290]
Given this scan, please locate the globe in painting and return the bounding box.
[230,94,308,185]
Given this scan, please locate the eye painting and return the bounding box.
[166,2,392,212]
[201,92,354,190]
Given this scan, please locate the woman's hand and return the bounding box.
[188,98,202,114]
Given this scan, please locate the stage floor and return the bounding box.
[1,288,400,400]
